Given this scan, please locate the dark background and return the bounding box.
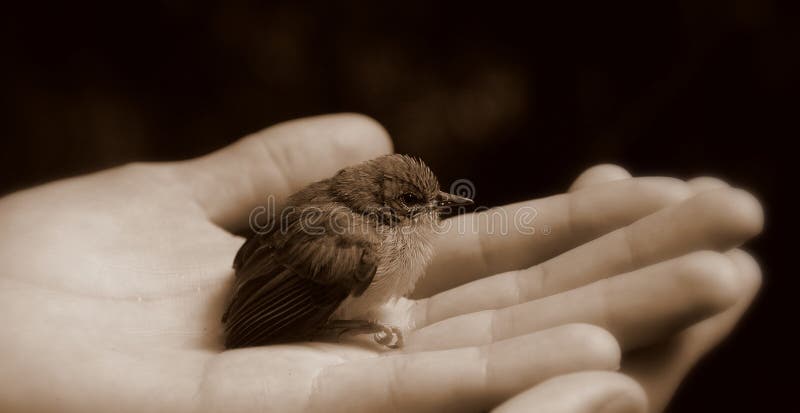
[1,1,794,410]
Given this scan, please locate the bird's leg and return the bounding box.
[323,319,403,349]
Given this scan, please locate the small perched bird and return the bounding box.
[222,154,472,349]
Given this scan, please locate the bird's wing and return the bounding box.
[222,223,378,348]
[231,233,265,271]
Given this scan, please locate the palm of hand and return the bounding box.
[0,165,382,413]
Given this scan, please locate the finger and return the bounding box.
[623,249,761,412]
[415,177,694,297]
[414,187,763,325]
[170,113,393,230]
[687,176,729,193]
[493,371,647,413]
[408,251,740,352]
[569,164,632,192]
[309,324,620,413]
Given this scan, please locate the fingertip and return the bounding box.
[726,248,763,298]
[558,324,622,371]
[730,188,765,237]
[677,250,742,315]
[484,324,622,402]
[698,188,765,243]
[492,372,647,413]
[687,176,729,193]
[595,373,648,413]
[570,164,632,192]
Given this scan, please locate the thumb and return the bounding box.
[170,113,392,231]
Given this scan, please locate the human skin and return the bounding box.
[0,114,762,412]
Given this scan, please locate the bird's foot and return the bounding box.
[325,319,404,349]
[374,325,404,349]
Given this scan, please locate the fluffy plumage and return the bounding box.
[222,154,467,349]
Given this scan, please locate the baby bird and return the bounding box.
[222,154,472,349]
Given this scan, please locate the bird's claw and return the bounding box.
[326,319,404,349]
[374,325,403,349]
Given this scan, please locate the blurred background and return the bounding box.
[1,1,794,410]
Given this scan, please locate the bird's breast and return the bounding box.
[332,223,436,321]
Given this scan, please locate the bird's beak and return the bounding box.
[436,191,474,209]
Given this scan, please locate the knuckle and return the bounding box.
[688,176,729,190]
[119,161,171,181]
[120,161,177,186]
[634,177,694,205]
[120,161,155,174]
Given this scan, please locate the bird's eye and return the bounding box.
[399,192,422,205]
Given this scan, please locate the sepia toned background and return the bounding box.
[1,1,794,410]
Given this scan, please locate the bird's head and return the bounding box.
[330,154,473,227]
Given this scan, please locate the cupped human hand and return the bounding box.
[0,114,762,413]
[0,115,617,413]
